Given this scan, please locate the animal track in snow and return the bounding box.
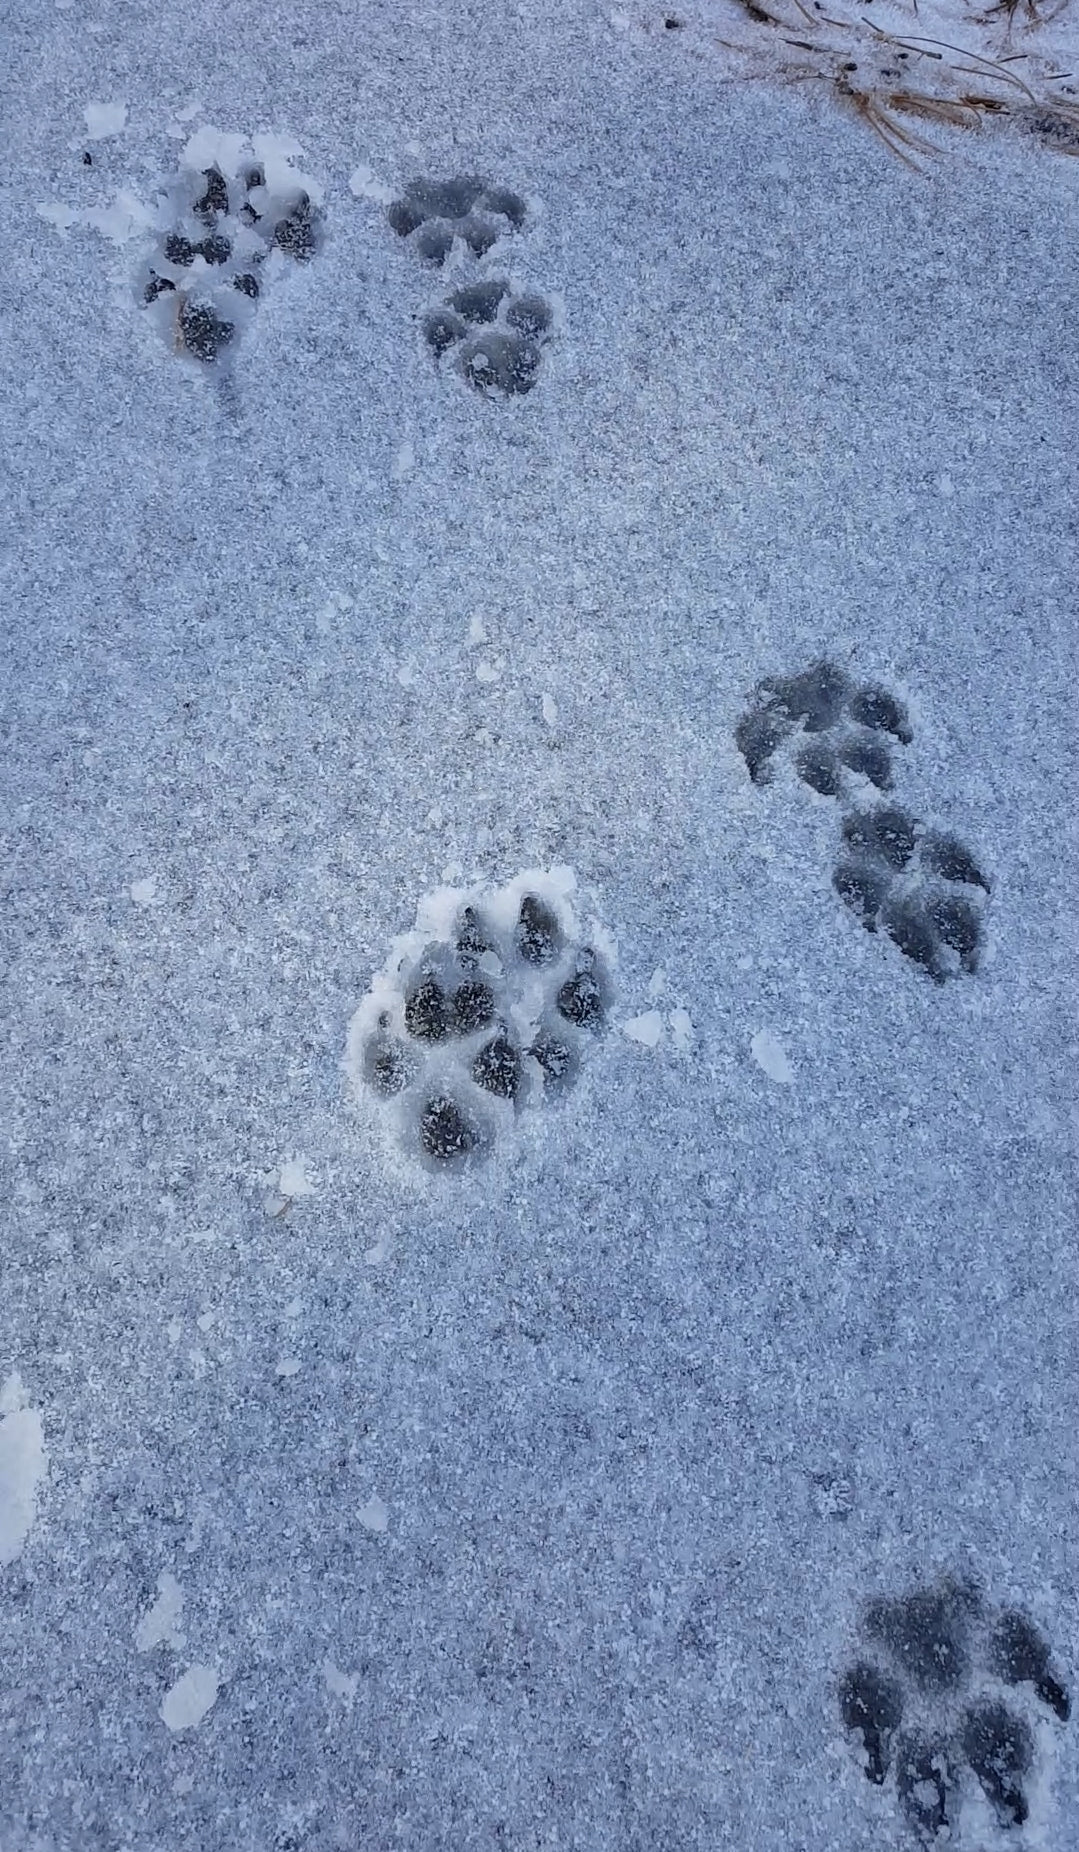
[139,133,322,364]
[345,869,613,1172]
[423,280,555,396]
[735,658,913,798]
[736,659,990,981]
[386,175,528,265]
[834,803,989,982]
[839,1575,1070,1844]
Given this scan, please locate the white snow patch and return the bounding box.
[467,615,486,646]
[275,1358,302,1379]
[542,692,557,725]
[358,1496,389,1534]
[278,1156,316,1200]
[669,1008,694,1053]
[475,659,501,684]
[135,1572,185,1652]
[83,101,127,140]
[83,191,153,243]
[391,440,415,481]
[0,1377,47,1567]
[647,967,667,999]
[751,1029,794,1086]
[623,1010,665,1049]
[36,202,78,233]
[349,163,395,204]
[323,1657,359,1701]
[130,876,158,907]
[161,1664,219,1733]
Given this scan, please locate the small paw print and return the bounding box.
[140,138,322,364]
[736,659,912,796]
[834,805,989,981]
[839,1576,1069,1842]
[387,175,528,264]
[346,870,613,1171]
[422,280,554,396]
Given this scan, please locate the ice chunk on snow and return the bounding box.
[36,202,78,233]
[751,1029,794,1085]
[358,1496,389,1534]
[349,164,394,204]
[542,693,557,725]
[135,1572,185,1652]
[83,101,127,140]
[323,1658,359,1701]
[391,440,415,481]
[0,1376,47,1567]
[623,1010,664,1049]
[669,1008,693,1053]
[130,876,158,906]
[278,1157,316,1200]
[161,1664,219,1733]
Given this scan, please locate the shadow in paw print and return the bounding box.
[839,1662,905,1784]
[422,281,554,397]
[735,659,912,798]
[834,805,989,982]
[387,175,528,264]
[840,1577,1070,1842]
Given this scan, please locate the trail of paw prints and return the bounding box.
[140,133,322,364]
[345,869,613,1172]
[839,1576,1070,1844]
[423,280,554,397]
[735,658,990,982]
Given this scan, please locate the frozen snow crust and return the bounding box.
[3,0,1078,1847]
[347,868,613,1171]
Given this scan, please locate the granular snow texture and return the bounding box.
[1,0,1076,1847]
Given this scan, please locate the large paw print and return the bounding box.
[736,659,913,797]
[140,136,322,364]
[387,175,527,265]
[345,870,613,1171]
[834,804,989,982]
[840,1577,1070,1843]
[423,280,554,396]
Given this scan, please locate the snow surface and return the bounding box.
[2,0,1077,1845]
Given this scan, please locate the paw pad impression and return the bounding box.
[840,1576,1069,1842]
[140,132,322,364]
[834,805,989,982]
[736,658,913,796]
[387,174,528,265]
[345,869,613,1172]
[423,279,555,396]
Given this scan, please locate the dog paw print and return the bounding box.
[345,869,613,1171]
[834,804,989,982]
[386,175,527,265]
[839,1577,1070,1843]
[140,136,322,364]
[422,280,554,396]
[736,659,913,797]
